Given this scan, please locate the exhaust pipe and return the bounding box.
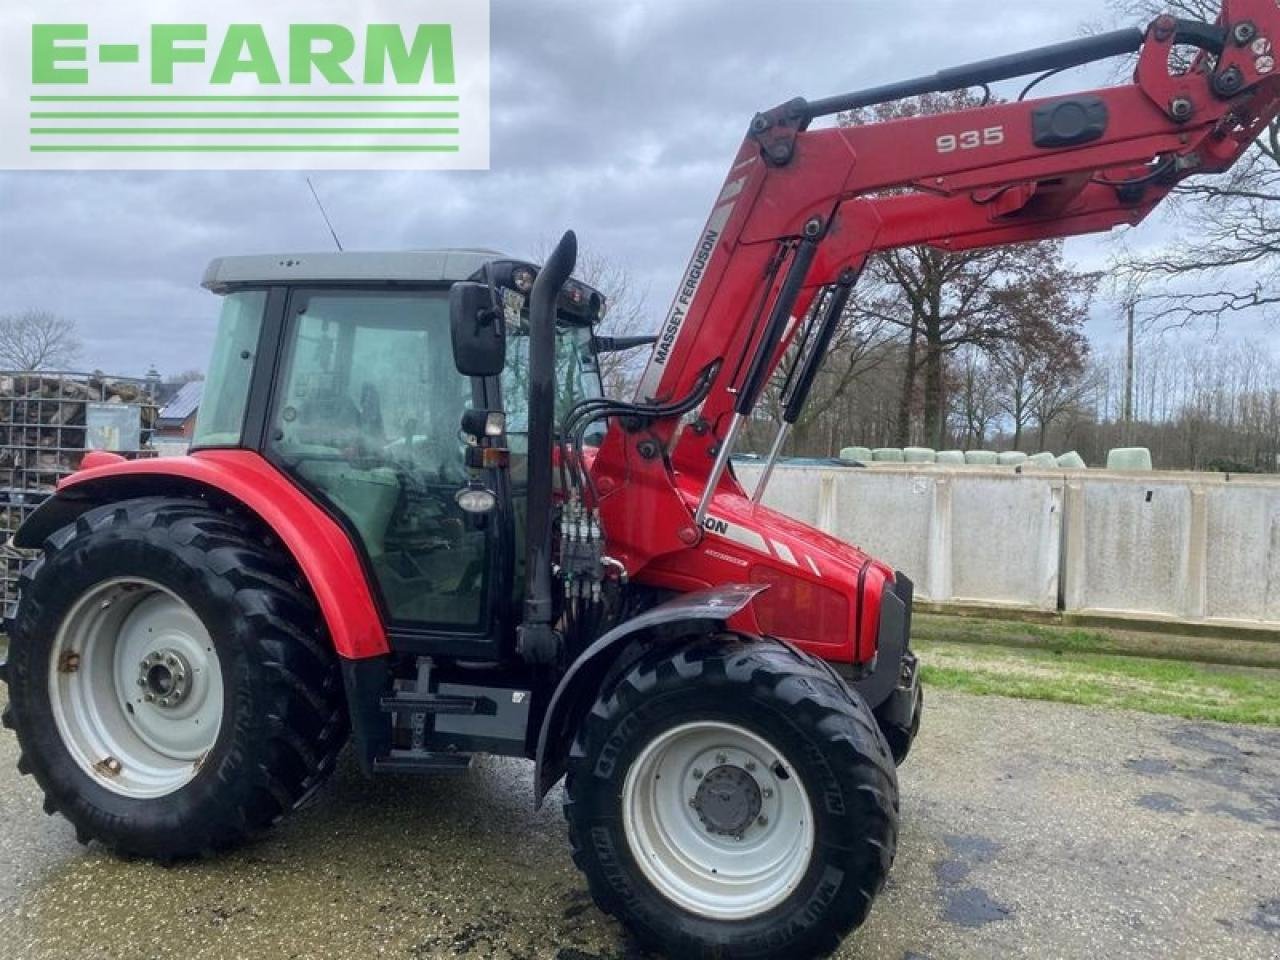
[518,230,577,665]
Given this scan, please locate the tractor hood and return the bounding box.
[639,473,894,666]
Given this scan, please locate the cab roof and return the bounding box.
[201,249,515,294]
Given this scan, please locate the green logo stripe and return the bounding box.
[31,127,459,136]
[31,111,459,119]
[30,144,463,153]
[30,95,459,102]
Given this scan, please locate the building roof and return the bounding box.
[201,249,513,293]
[156,380,203,426]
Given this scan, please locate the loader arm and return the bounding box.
[590,0,1280,570]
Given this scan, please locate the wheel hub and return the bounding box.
[622,720,815,921]
[138,649,192,708]
[48,578,224,799]
[692,764,762,837]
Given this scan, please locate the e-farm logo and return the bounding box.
[1,1,490,170]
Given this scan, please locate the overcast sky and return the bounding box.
[0,0,1254,378]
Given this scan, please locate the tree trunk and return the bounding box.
[922,333,945,449]
[895,325,919,446]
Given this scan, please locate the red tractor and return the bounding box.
[3,2,1277,956]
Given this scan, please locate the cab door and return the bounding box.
[266,287,495,644]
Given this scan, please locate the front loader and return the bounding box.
[3,2,1279,957]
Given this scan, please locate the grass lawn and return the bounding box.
[915,623,1280,726]
[913,612,1280,669]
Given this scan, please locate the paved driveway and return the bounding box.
[1,689,1277,959]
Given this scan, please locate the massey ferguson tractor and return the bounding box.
[3,2,1278,956]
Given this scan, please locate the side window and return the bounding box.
[269,291,487,630]
[192,290,265,448]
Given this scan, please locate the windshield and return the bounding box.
[501,324,602,447]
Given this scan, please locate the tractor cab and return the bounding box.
[196,250,606,654]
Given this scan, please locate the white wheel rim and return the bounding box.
[621,720,816,921]
[48,578,224,799]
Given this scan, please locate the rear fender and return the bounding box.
[13,449,388,659]
[533,583,766,805]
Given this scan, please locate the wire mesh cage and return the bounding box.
[0,372,160,619]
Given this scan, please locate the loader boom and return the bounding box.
[590,0,1280,570]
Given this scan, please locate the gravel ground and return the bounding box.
[1,688,1277,960]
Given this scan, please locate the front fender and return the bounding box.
[13,449,388,660]
[533,583,766,805]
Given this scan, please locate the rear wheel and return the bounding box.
[565,634,898,960]
[1,497,348,858]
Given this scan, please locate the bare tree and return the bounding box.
[954,347,1000,449]
[0,310,82,371]
[991,305,1091,450]
[1106,0,1280,330]
[842,93,1101,447]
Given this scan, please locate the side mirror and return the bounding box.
[450,282,505,377]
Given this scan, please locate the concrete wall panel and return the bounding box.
[1066,478,1193,617]
[949,473,1061,609]
[738,462,1280,628]
[1204,486,1280,622]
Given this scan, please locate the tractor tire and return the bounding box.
[876,682,923,767]
[0,496,348,860]
[564,634,898,960]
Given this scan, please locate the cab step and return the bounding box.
[379,693,489,716]
[372,752,473,775]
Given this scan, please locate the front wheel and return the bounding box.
[565,635,899,960]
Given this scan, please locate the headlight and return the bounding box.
[483,411,506,437]
[461,408,506,439]
[455,485,498,514]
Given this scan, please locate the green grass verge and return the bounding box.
[917,638,1280,726]
[913,613,1280,669]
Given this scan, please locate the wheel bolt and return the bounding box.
[166,655,177,667]
[745,760,757,772]
[762,787,774,799]
[692,768,704,780]
[757,815,769,827]
[136,677,146,687]
[689,797,697,808]
[144,693,155,703]
[715,753,727,765]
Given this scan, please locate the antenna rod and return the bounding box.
[306,176,345,252]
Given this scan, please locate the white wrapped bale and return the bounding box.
[1057,451,1087,469]
[998,451,1028,466]
[965,450,999,465]
[839,446,873,464]
[903,447,936,463]
[936,450,966,465]
[872,448,905,463]
[1026,452,1058,468]
[1107,447,1153,471]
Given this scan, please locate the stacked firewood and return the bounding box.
[0,374,157,493]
